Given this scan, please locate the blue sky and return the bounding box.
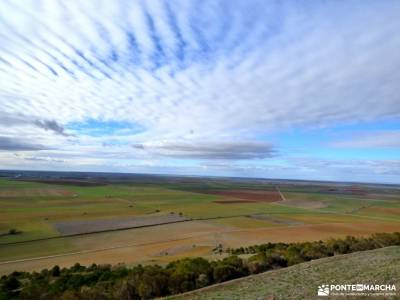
[0,0,399,183]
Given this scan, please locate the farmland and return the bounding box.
[0,171,399,275]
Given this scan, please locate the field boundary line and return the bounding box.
[0,219,189,246]
[0,212,292,246]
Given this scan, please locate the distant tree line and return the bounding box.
[1,232,399,300]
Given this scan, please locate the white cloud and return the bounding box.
[133,140,275,160]
[1,1,399,131]
[332,131,400,149]
[0,0,399,181]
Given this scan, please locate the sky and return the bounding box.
[0,0,399,184]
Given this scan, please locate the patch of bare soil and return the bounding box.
[214,200,257,204]
[154,244,210,257]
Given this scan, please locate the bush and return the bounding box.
[3,276,20,291]
[137,266,169,299]
[167,257,212,293]
[212,256,248,283]
[51,265,61,277]
[7,229,19,235]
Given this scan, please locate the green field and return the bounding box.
[0,177,399,275]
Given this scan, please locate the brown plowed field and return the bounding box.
[363,206,400,216]
[214,200,258,204]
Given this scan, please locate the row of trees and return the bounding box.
[1,232,399,300]
[229,232,400,256]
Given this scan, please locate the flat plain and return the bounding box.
[0,173,399,275]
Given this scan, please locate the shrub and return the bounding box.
[7,229,19,235]
[51,265,61,277]
[3,276,20,291]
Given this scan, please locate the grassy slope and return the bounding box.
[168,246,400,300]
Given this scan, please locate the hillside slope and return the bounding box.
[168,246,400,300]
